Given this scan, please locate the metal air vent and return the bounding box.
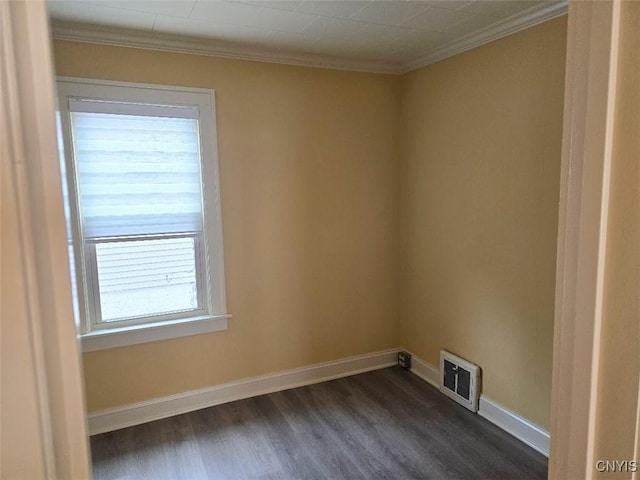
[439,350,480,412]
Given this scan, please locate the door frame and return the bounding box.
[0,1,91,478]
[549,1,622,479]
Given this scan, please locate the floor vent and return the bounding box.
[439,350,480,412]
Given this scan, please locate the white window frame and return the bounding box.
[57,77,230,352]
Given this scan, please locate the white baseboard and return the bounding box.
[403,350,550,457]
[89,348,550,457]
[408,353,440,388]
[478,395,550,457]
[88,348,398,435]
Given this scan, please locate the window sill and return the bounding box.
[81,314,231,352]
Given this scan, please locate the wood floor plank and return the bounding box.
[90,367,548,480]
[303,379,444,479]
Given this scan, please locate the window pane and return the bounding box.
[95,237,198,322]
[71,111,203,238]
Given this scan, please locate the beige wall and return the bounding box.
[594,2,640,477]
[398,17,567,430]
[53,18,568,426]
[53,41,401,412]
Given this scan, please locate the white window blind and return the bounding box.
[70,107,204,238]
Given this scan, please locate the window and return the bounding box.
[57,78,229,352]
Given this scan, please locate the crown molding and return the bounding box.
[51,1,568,76]
[51,21,403,75]
[401,1,568,73]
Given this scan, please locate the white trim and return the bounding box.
[51,2,567,75]
[478,396,550,457]
[88,348,398,435]
[58,75,216,95]
[401,1,568,73]
[408,353,440,388]
[51,20,401,75]
[549,2,622,478]
[88,348,551,457]
[68,98,199,118]
[0,1,91,477]
[57,76,230,343]
[404,351,549,457]
[81,314,230,352]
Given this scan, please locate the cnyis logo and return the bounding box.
[595,460,638,473]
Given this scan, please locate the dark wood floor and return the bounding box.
[91,367,547,480]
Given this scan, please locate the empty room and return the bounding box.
[1,0,638,479]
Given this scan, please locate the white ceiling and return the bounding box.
[47,0,567,73]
